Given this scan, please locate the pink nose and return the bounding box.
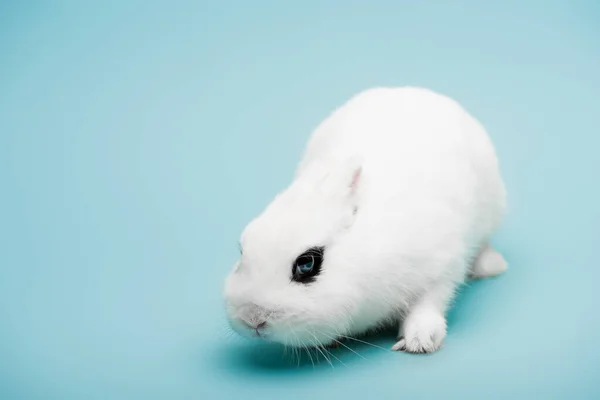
[242,319,267,335]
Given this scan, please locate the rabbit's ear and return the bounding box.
[298,155,363,205]
[348,163,362,195]
[318,155,363,206]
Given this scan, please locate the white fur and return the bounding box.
[223,87,507,353]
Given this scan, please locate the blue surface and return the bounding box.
[1,1,599,399]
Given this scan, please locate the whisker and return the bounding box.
[293,335,302,367]
[305,330,344,368]
[335,334,391,352]
[285,322,300,365]
[322,346,346,367]
[304,346,315,368]
[318,331,367,360]
[292,343,299,365]
[309,338,334,368]
[218,324,244,343]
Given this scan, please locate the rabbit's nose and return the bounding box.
[241,317,267,335]
[241,317,266,329]
[239,303,269,335]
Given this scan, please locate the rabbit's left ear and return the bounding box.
[337,154,363,197]
[327,155,363,211]
[349,164,362,195]
[304,155,363,201]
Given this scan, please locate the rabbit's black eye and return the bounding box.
[292,247,324,284]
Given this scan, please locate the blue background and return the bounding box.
[1,1,599,399]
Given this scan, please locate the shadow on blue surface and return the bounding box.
[211,277,496,373]
[211,331,396,373]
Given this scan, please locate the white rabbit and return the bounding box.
[223,87,507,354]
